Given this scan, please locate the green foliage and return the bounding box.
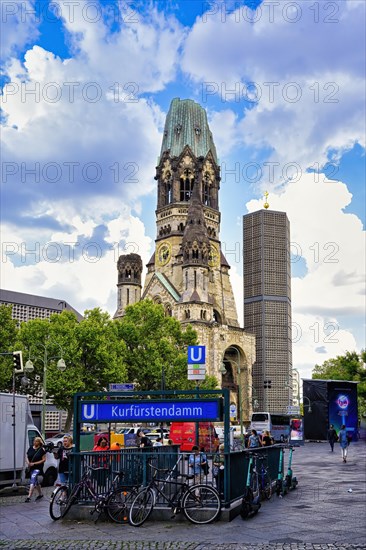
[116,300,218,391]
[312,350,366,415]
[14,309,127,423]
[0,304,18,390]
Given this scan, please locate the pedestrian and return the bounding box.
[25,437,46,502]
[56,434,73,485]
[153,437,163,447]
[93,436,109,451]
[261,430,273,446]
[188,445,208,484]
[327,424,338,452]
[248,429,262,448]
[137,429,153,448]
[338,424,348,462]
[213,443,225,497]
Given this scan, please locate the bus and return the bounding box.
[250,412,294,442]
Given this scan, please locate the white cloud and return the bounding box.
[0,1,184,313]
[182,0,366,178]
[244,173,365,374]
[0,0,39,60]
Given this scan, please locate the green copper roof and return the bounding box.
[155,272,180,302]
[159,98,218,163]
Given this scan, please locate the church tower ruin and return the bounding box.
[115,98,255,422]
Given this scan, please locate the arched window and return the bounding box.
[180,169,194,202]
[213,309,222,324]
[166,182,172,204]
[202,172,211,206]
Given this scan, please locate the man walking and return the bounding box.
[327,424,338,452]
[338,424,348,462]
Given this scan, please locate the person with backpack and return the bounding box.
[248,429,262,448]
[137,429,153,448]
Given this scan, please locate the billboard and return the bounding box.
[328,382,358,441]
[303,380,358,441]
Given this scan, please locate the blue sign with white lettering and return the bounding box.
[79,399,220,422]
[109,383,135,391]
[187,345,206,364]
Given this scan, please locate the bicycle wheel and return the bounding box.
[250,472,259,495]
[49,486,69,520]
[106,488,136,524]
[261,472,272,500]
[128,488,154,527]
[61,485,80,518]
[182,484,221,525]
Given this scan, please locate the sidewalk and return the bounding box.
[0,440,365,549]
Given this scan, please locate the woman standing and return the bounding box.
[261,430,273,447]
[188,445,208,484]
[56,435,73,485]
[248,429,262,448]
[25,437,46,502]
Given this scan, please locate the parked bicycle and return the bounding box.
[128,459,221,526]
[49,464,137,523]
[252,453,272,500]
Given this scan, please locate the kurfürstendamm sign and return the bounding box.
[79,399,221,423]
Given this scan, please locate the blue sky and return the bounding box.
[1,0,365,380]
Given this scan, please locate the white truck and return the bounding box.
[0,392,59,487]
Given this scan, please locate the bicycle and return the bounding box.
[128,460,221,526]
[49,465,137,523]
[252,454,272,500]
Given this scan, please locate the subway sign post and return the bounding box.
[187,345,206,380]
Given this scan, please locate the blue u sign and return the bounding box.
[188,345,206,364]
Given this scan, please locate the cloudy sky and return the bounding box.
[1,0,365,381]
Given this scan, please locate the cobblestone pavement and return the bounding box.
[1,440,365,550]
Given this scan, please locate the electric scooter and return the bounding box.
[240,453,261,519]
[275,446,288,497]
[284,445,298,491]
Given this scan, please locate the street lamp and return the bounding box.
[303,396,312,413]
[26,341,66,438]
[220,346,245,442]
[247,385,259,410]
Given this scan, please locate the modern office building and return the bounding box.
[114,98,256,422]
[243,208,293,414]
[0,289,83,324]
[0,289,82,433]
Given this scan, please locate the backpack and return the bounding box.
[201,461,210,476]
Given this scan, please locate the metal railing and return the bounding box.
[67,445,284,509]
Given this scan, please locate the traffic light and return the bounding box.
[264,379,272,389]
[13,351,24,373]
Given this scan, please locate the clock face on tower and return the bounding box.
[157,241,172,266]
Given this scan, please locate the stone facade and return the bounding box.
[114,98,255,422]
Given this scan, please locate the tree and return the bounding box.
[0,304,18,390]
[312,350,366,416]
[116,300,218,392]
[16,308,127,430]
